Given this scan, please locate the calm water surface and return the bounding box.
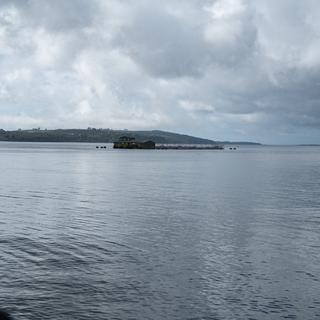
[0,142,319,320]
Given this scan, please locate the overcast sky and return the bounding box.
[1,0,320,143]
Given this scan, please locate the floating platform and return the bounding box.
[113,136,224,150]
[155,144,224,150]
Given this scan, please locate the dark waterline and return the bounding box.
[0,142,319,319]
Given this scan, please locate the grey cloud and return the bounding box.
[1,0,98,31]
[116,4,209,78]
[115,1,257,78]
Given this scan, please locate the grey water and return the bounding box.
[0,142,319,320]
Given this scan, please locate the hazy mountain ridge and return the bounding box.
[0,128,260,145]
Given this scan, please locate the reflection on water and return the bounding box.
[0,142,319,319]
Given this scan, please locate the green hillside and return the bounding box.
[0,128,260,145]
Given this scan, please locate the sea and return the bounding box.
[0,142,319,320]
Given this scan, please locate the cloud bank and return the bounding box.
[1,0,320,143]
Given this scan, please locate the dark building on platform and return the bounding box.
[113,136,155,149]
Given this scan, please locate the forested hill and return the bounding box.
[0,129,215,144]
[0,128,260,145]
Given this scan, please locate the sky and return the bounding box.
[0,0,320,144]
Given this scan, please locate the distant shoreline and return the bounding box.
[0,128,261,145]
